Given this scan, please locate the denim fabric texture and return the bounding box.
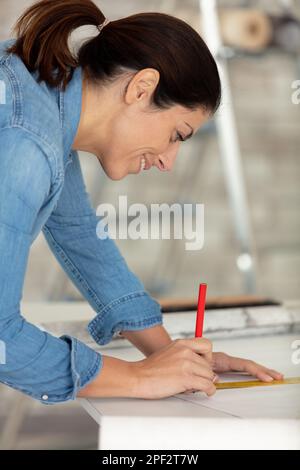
[0,40,162,404]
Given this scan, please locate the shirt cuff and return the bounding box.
[31,335,102,405]
[59,335,103,399]
[87,291,163,345]
[36,335,102,405]
[0,315,103,405]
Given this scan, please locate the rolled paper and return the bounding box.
[181,8,273,53]
[219,9,273,52]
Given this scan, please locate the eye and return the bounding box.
[172,132,184,143]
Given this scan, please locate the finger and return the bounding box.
[226,357,262,375]
[256,363,284,380]
[189,354,219,382]
[231,358,284,382]
[189,377,216,397]
[190,351,214,370]
[190,362,216,382]
[180,338,213,364]
[183,374,219,394]
[197,337,213,364]
[263,368,284,380]
[253,365,284,382]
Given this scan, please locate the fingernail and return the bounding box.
[213,374,219,383]
[264,375,274,382]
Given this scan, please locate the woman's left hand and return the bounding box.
[212,352,284,382]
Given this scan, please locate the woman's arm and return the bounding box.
[77,355,138,398]
[0,133,101,405]
[77,337,217,399]
[120,325,172,357]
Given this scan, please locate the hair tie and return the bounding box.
[97,18,110,34]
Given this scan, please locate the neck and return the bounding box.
[72,73,113,155]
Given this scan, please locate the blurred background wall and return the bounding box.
[1,0,299,303]
[0,0,299,449]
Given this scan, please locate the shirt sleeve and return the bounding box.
[0,130,102,404]
[43,150,163,345]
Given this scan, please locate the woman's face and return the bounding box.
[100,103,209,180]
[76,69,211,180]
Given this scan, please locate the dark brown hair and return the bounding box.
[8,0,221,112]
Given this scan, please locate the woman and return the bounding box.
[0,0,282,405]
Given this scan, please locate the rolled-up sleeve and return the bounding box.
[43,150,163,345]
[0,315,101,404]
[0,133,102,404]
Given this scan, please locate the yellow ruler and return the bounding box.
[216,376,300,390]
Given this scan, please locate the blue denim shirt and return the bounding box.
[0,40,162,404]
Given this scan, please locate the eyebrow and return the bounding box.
[183,122,194,141]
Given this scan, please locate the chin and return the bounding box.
[96,154,136,180]
[101,164,129,181]
[109,173,127,181]
[94,155,123,180]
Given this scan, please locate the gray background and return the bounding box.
[0,0,299,449]
[1,0,299,302]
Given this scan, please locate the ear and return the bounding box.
[124,68,160,106]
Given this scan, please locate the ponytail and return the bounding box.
[7,0,105,89]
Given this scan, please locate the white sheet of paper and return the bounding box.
[175,380,300,419]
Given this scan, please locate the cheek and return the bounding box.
[98,113,170,180]
[111,115,141,149]
[119,114,163,150]
[146,120,171,152]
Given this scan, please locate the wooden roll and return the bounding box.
[179,8,273,53]
[219,9,273,52]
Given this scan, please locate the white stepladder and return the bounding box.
[199,0,257,294]
[150,0,257,295]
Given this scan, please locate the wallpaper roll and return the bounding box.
[178,7,276,53]
[219,9,273,52]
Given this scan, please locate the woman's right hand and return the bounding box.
[130,338,217,399]
[77,337,217,400]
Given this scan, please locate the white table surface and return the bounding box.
[79,333,300,450]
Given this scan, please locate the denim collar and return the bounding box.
[59,66,83,162]
[1,38,83,165]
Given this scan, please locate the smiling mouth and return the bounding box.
[140,156,146,171]
[140,155,152,172]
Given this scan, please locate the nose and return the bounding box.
[155,143,179,172]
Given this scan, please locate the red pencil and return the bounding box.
[195,283,207,337]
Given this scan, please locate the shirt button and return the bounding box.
[42,394,49,401]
